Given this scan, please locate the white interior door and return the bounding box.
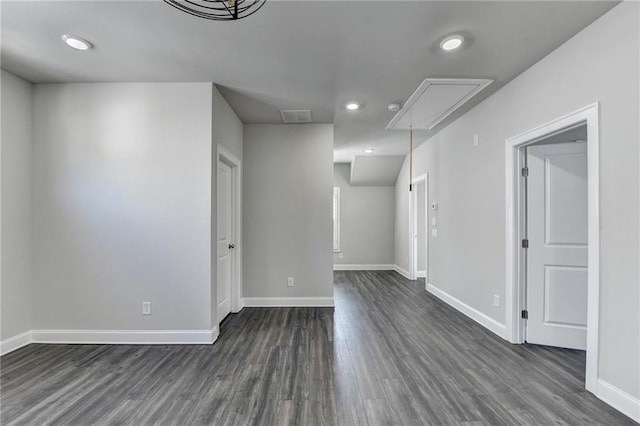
[217,160,233,323]
[526,141,588,350]
[414,181,427,278]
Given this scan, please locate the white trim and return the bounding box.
[333,186,341,252]
[595,379,640,423]
[217,144,243,315]
[1,330,33,356]
[29,327,219,345]
[409,173,428,281]
[242,297,335,307]
[393,265,412,280]
[427,283,507,339]
[504,102,600,393]
[333,264,395,271]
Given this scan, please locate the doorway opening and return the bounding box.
[217,144,242,324]
[410,174,428,282]
[505,103,599,393]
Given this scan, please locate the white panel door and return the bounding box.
[217,160,233,323]
[526,141,588,350]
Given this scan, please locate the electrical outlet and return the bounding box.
[431,229,438,237]
[142,301,151,315]
[493,295,500,307]
[338,252,344,259]
[287,277,294,287]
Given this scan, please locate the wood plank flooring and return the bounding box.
[1,270,635,425]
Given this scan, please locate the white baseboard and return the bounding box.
[1,330,33,356]
[394,265,412,279]
[242,297,335,307]
[416,271,426,278]
[596,379,640,423]
[211,325,220,343]
[333,264,395,271]
[1,327,219,356]
[30,328,218,345]
[426,283,507,339]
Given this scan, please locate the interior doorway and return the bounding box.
[410,174,428,281]
[525,133,588,350]
[505,103,600,392]
[217,145,243,324]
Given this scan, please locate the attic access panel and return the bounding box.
[386,78,493,130]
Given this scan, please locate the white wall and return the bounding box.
[211,84,243,327]
[1,70,33,341]
[395,2,639,401]
[243,124,333,300]
[32,83,214,332]
[333,163,394,266]
[213,85,242,160]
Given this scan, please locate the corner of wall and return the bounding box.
[1,70,34,344]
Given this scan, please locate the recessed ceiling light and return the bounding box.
[61,34,92,51]
[364,148,374,153]
[388,103,401,112]
[440,35,464,52]
[346,101,360,111]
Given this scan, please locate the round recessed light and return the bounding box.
[61,34,92,51]
[440,35,464,52]
[388,103,401,113]
[364,148,374,154]
[346,101,360,111]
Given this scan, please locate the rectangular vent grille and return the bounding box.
[280,110,312,124]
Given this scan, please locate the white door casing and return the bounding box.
[526,141,588,350]
[505,102,599,393]
[217,160,233,323]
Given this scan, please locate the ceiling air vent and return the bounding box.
[280,110,312,124]
[386,78,493,130]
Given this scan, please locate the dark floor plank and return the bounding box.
[1,271,636,425]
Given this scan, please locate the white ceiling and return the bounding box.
[1,0,617,164]
[349,155,405,186]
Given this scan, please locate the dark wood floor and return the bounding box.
[1,271,635,425]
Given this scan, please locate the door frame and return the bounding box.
[410,174,428,281]
[504,102,599,392]
[217,144,243,315]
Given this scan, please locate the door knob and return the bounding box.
[228,244,235,249]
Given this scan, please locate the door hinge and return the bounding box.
[521,239,529,249]
[521,310,528,319]
[521,167,529,177]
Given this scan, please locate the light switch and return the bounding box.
[432,217,437,227]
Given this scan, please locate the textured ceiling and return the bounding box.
[1,1,617,164]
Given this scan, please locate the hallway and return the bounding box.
[0,271,634,425]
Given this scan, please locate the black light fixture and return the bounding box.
[164,0,266,21]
